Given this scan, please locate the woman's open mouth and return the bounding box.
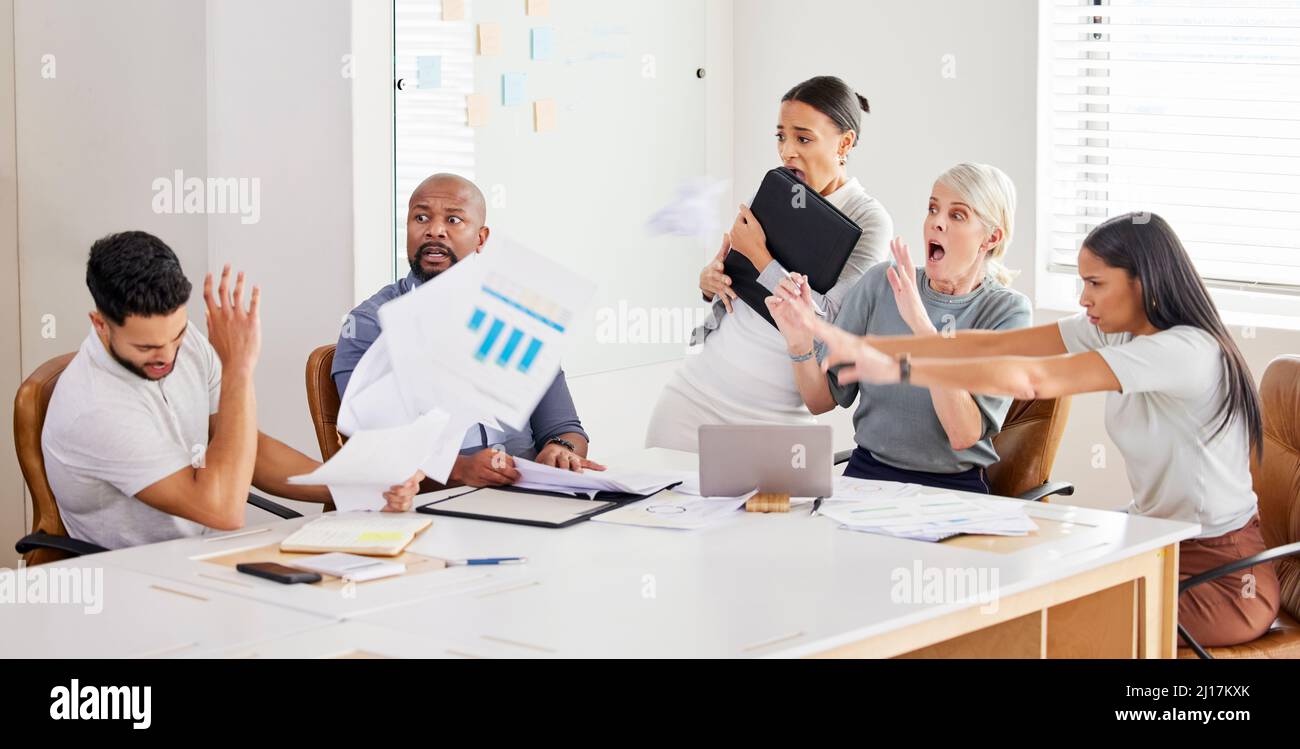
[788,167,806,183]
[927,241,946,263]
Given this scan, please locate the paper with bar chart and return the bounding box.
[378,239,596,432]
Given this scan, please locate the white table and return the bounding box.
[0,561,328,659]
[7,449,1200,658]
[201,621,524,659]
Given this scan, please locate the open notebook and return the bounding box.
[279,514,433,557]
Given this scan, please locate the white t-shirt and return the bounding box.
[42,328,222,549]
[1057,313,1257,538]
[681,177,892,414]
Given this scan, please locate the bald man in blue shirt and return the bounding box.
[333,174,603,487]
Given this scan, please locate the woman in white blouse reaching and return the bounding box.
[646,75,893,452]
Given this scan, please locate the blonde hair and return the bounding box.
[936,163,1018,287]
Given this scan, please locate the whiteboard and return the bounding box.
[394,0,711,377]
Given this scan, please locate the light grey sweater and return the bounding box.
[822,264,1033,474]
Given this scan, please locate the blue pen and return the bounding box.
[448,557,528,566]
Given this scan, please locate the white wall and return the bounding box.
[204,0,356,515]
[0,0,22,564]
[9,0,211,559]
[6,0,357,540]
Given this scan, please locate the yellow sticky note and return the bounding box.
[467,93,489,128]
[533,99,557,132]
[358,531,405,542]
[478,23,502,56]
[442,0,466,21]
[526,0,550,17]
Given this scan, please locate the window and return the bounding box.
[1037,0,1300,328]
[393,0,475,277]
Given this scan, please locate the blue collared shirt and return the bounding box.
[332,272,588,458]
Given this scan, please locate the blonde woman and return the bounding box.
[767,163,1030,493]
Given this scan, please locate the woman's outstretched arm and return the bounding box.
[865,322,1070,360]
[814,318,1120,399]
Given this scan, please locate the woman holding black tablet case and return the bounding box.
[646,76,893,453]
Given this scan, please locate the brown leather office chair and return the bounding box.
[14,353,303,566]
[305,344,343,513]
[1178,356,1300,659]
[12,353,104,566]
[834,397,1075,502]
[987,397,1075,501]
[305,344,344,463]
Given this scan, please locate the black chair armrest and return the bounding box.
[1016,481,1076,503]
[246,493,303,520]
[15,532,108,558]
[1179,541,1300,594]
[833,449,853,466]
[1177,540,1300,659]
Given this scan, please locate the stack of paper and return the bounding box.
[818,494,1039,543]
[511,458,687,497]
[287,552,406,582]
[280,513,433,556]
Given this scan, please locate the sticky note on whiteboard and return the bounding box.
[501,73,526,106]
[416,56,442,89]
[478,23,503,56]
[442,0,466,21]
[534,99,557,132]
[531,27,554,60]
[467,93,489,128]
[526,0,550,17]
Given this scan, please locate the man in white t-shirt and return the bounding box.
[42,231,423,550]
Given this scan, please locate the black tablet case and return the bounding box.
[722,167,863,327]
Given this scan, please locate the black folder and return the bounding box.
[722,167,863,327]
[417,484,671,529]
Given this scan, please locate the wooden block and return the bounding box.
[478,23,503,56]
[533,98,557,132]
[526,0,550,17]
[467,93,489,127]
[442,0,466,21]
[745,493,790,513]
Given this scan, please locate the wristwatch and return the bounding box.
[898,353,912,384]
[546,437,577,453]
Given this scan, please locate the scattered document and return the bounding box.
[289,409,449,512]
[378,239,596,432]
[280,513,433,557]
[829,475,925,502]
[819,493,1039,543]
[645,178,729,238]
[287,552,406,582]
[337,332,477,484]
[511,458,687,497]
[591,491,753,530]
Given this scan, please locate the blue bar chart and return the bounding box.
[466,282,566,374]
